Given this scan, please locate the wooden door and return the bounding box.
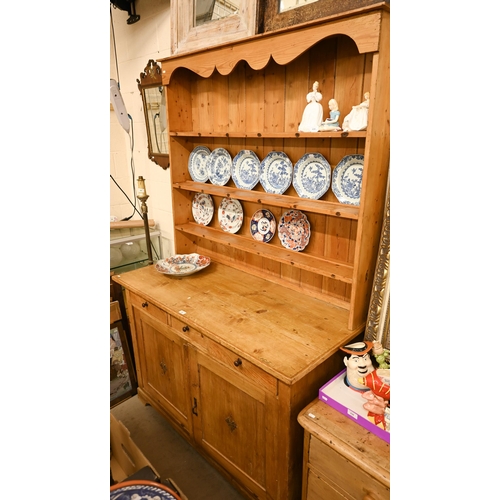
[189,348,279,499]
[132,307,191,433]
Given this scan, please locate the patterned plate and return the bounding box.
[250,209,276,243]
[192,192,214,225]
[188,145,211,182]
[110,480,182,500]
[278,209,311,252]
[207,147,232,186]
[218,197,243,233]
[231,149,260,190]
[259,151,293,194]
[293,152,331,199]
[155,253,211,277]
[332,154,364,205]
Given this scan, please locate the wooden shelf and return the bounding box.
[171,131,367,139]
[175,222,354,283]
[174,182,360,220]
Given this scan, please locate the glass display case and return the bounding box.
[110,224,162,273]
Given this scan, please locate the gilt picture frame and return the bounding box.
[171,0,262,55]
[364,175,390,350]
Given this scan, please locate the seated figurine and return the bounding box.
[342,92,370,132]
[319,98,341,131]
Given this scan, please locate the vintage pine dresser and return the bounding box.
[113,4,389,499]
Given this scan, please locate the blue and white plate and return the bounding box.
[231,150,260,190]
[259,151,293,195]
[188,145,211,182]
[111,480,181,500]
[207,147,232,186]
[250,209,276,243]
[332,154,364,205]
[293,152,331,200]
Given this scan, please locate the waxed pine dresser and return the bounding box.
[113,4,389,499]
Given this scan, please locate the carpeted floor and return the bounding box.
[111,395,247,500]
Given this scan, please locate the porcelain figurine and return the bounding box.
[298,81,323,133]
[340,341,375,392]
[342,91,370,131]
[319,98,341,131]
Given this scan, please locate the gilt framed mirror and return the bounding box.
[364,175,390,351]
[136,60,169,170]
[171,0,261,54]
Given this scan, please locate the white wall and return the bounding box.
[110,0,174,259]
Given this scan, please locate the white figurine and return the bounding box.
[342,92,370,132]
[298,81,323,133]
[319,98,341,131]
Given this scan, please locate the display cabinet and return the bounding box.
[110,223,162,273]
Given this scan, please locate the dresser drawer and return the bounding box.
[308,435,389,500]
[128,292,169,325]
[171,316,277,395]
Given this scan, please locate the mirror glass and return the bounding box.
[137,60,169,170]
[144,87,168,155]
[195,0,240,26]
[279,0,319,13]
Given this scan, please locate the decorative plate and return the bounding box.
[218,197,243,233]
[293,152,331,200]
[188,145,211,182]
[192,192,214,225]
[332,154,364,205]
[207,147,232,186]
[250,209,276,243]
[155,253,211,277]
[259,151,293,195]
[231,149,260,190]
[110,480,182,500]
[278,209,311,252]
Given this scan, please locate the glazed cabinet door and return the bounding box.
[130,302,191,435]
[189,347,280,500]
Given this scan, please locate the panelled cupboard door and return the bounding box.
[189,348,278,500]
[131,306,191,433]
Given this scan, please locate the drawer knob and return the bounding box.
[182,325,190,332]
[142,302,148,308]
[234,358,242,367]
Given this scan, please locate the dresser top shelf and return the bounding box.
[113,263,362,384]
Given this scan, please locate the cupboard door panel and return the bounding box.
[134,310,190,430]
[192,350,270,497]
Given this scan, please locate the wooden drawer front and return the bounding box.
[172,316,277,395]
[309,436,389,500]
[129,292,169,325]
[306,469,348,500]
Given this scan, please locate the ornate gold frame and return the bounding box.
[136,60,169,170]
[364,176,390,350]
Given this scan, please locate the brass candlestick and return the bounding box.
[137,176,154,265]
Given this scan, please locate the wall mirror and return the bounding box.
[364,177,390,352]
[137,60,169,170]
[171,0,260,54]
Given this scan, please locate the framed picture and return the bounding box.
[110,320,137,407]
[262,0,388,33]
[364,174,390,351]
[171,0,262,55]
